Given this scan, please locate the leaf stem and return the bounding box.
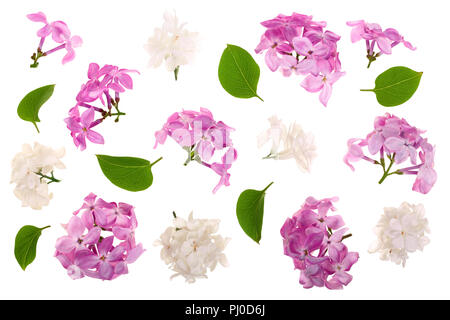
[256,94,264,102]
[262,182,274,193]
[150,157,163,167]
[40,226,51,231]
[32,122,40,133]
[360,89,374,92]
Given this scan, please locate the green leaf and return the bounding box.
[361,67,423,107]
[14,225,50,271]
[236,182,273,244]
[96,155,162,192]
[218,44,263,101]
[17,84,55,133]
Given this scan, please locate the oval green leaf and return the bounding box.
[15,225,50,271]
[361,66,423,107]
[218,44,263,101]
[236,182,273,244]
[96,155,162,192]
[17,84,55,133]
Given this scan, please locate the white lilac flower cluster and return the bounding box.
[144,11,198,79]
[11,142,65,210]
[369,202,430,267]
[155,212,230,283]
[258,115,317,173]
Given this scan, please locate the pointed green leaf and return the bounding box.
[218,44,263,101]
[14,225,50,271]
[361,67,422,107]
[236,182,273,244]
[96,155,162,192]
[17,84,55,132]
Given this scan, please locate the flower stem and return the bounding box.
[378,154,396,184]
[30,48,46,68]
[366,53,377,69]
[341,233,353,241]
[184,147,196,166]
[36,171,61,184]
[174,66,180,81]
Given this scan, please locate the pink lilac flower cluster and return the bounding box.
[64,63,138,151]
[281,197,359,290]
[347,20,416,68]
[255,13,345,107]
[55,193,144,280]
[344,113,437,194]
[27,12,82,68]
[154,108,237,193]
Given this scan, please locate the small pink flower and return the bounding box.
[255,12,344,107]
[345,114,436,194]
[65,63,138,151]
[281,197,358,290]
[27,12,81,67]
[301,70,346,107]
[346,20,415,68]
[65,108,104,151]
[154,109,236,193]
[55,194,144,281]
[62,35,83,64]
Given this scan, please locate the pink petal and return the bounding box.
[112,227,131,241]
[98,262,114,280]
[384,137,405,152]
[55,253,72,268]
[88,63,100,79]
[27,12,47,23]
[376,37,392,54]
[325,215,345,230]
[107,246,126,262]
[62,47,75,65]
[292,37,313,56]
[114,262,128,275]
[75,250,100,269]
[80,107,95,127]
[342,252,359,270]
[117,73,133,90]
[67,216,85,238]
[86,129,105,144]
[50,21,70,43]
[55,236,76,253]
[301,75,324,93]
[70,35,83,48]
[335,271,353,285]
[368,132,384,155]
[98,236,114,256]
[82,227,101,245]
[37,25,52,38]
[108,82,125,93]
[265,49,280,72]
[319,82,332,107]
[126,244,145,264]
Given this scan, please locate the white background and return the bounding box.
[0,0,448,300]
